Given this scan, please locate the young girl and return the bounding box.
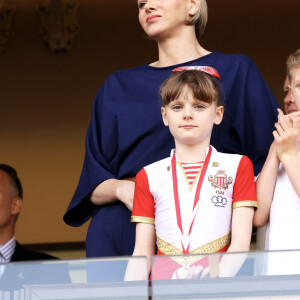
[127,67,257,280]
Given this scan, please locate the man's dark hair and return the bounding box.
[0,164,23,198]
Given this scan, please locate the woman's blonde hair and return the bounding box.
[287,49,300,80]
[186,0,208,38]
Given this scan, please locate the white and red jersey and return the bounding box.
[131,146,257,258]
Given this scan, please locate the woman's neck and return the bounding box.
[151,30,211,68]
[175,141,210,163]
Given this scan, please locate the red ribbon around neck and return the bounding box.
[171,146,212,253]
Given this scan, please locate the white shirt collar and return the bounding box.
[169,146,214,160]
[0,236,16,263]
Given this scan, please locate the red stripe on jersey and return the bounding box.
[181,162,204,186]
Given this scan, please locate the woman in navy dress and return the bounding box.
[64,0,278,259]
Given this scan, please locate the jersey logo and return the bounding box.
[208,170,233,190]
[211,196,227,207]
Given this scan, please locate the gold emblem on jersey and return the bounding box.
[208,170,233,190]
[212,162,219,167]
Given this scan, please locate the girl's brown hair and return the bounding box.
[160,70,222,107]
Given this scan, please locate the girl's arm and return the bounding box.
[196,206,255,279]
[124,222,156,281]
[217,206,254,277]
[227,207,254,252]
[253,142,280,227]
[253,109,300,226]
[275,112,300,197]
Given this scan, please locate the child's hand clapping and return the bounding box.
[273,108,300,162]
[283,110,300,127]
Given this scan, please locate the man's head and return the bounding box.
[283,75,297,114]
[0,164,23,238]
[287,49,300,110]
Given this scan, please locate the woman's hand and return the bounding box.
[115,178,135,211]
[90,177,135,211]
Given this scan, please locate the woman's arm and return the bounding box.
[124,222,156,281]
[253,142,280,227]
[90,177,135,211]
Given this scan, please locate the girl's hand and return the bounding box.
[282,109,300,127]
[172,265,212,279]
[273,109,300,161]
[190,266,213,278]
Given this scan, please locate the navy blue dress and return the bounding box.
[64,52,279,258]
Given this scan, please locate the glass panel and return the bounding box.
[151,250,300,299]
[0,256,148,299]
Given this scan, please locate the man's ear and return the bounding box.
[11,197,22,216]
[161,107,169,126]
[214,106,224,125]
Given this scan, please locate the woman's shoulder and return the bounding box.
[92,63,159,106]
[92,64,150,95]
[106,64,149,80]
[209,51,256,68]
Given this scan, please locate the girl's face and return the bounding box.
[161,86,224,147]
[137,0,192,41]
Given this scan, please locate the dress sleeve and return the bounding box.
[63,80,119,226]
[131,168,155,225]
[212,55,279,176]
[237,58,278,175]
[232,156,257,209]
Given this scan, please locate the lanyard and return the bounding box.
[171,146,212,253]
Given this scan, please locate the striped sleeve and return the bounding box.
[232,156,257,209]
[131,168,155,224]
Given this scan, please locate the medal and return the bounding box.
[171,146,212,253]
